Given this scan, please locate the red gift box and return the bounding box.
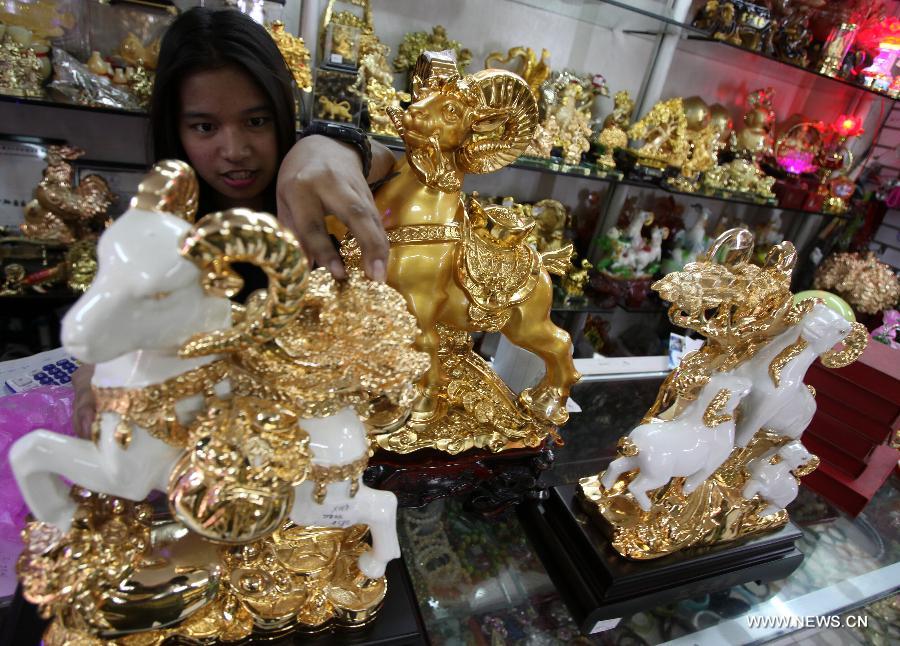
[801,340,899,516]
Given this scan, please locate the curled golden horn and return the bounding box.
[178,209,308,357]
[701,227,754,265]
[820,322,869,369]
[131,160,198,222]
[457,69,538,174]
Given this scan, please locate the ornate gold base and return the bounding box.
[21,493,386,645]
[578,430,797,560]
[370,329,558,454]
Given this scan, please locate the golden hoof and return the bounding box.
[519,387,569,426]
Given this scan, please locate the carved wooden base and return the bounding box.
[364,441,555,514]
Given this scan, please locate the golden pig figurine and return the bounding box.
[341,52,581,454]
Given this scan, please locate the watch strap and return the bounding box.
[300,121,372,178]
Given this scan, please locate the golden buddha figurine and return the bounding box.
[351,33,410,136]
[595,90,634,168]
[340,51,581,454]
[524,114,559,159]
[267,20,312,92]
[580,229,867,559]
[733,87,776,162]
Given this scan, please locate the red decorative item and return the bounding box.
[801,340,900,516]
[833,114,864,138]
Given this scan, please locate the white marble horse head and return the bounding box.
[62,160,307,366]
[800,301,854,356]
[779,440,814,471]
[62,209,227,364]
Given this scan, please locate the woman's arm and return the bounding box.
[71,364,95,439]
[276,135,396,281]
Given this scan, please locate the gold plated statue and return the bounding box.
[15,161,428,643]
[485,46,551,98]
[394,25,472,79]
[267,20,312,92]
[351,33,410,136]
[20,145,116,243]
[0,25,44,97]
[580,229,868,559]
[628,97,689,171]
[340,51,581,454]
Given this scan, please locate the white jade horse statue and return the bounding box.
[11,162,403,579]
[733,301,867,448]
[743,441,816,516]
[11,206,232,532]
[601,372,752,511]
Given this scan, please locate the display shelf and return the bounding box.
[509,0,897,102]
[370,135,855,221]
[0,93,146,118]
[508,0,694,34]
[679,34,899,103]
[0,100,860,224]
[582,0,898,102]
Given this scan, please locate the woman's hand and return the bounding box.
[71,364,96,439]
[276,135,395,281]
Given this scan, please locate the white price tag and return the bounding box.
[589,617,621,634]
[330,53,343,64]
[668,333,704,370]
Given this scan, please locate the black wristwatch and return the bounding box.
[300,121,372,179]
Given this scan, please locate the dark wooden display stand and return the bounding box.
[0,558,428,646]
[364,441,555,514]
[519,483,805,635]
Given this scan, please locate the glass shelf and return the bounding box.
[507,0,896,102]
[679,34,899,103]
[372,134,855,221]
[508,0,691,33]
[1,100,858,223]
[0,92,146,118]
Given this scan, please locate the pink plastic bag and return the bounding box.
[0,386,75,596]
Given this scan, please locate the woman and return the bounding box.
[72,7,397,436]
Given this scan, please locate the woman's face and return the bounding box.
[179,65,279,211]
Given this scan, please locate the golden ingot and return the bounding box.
[578,229,867,559]
[169,396,309,544]
[340,51,580,454]
[18,489,221,638]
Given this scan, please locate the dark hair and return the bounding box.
[149,7,296,214]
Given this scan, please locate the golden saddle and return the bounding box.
[457,196,572,330]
